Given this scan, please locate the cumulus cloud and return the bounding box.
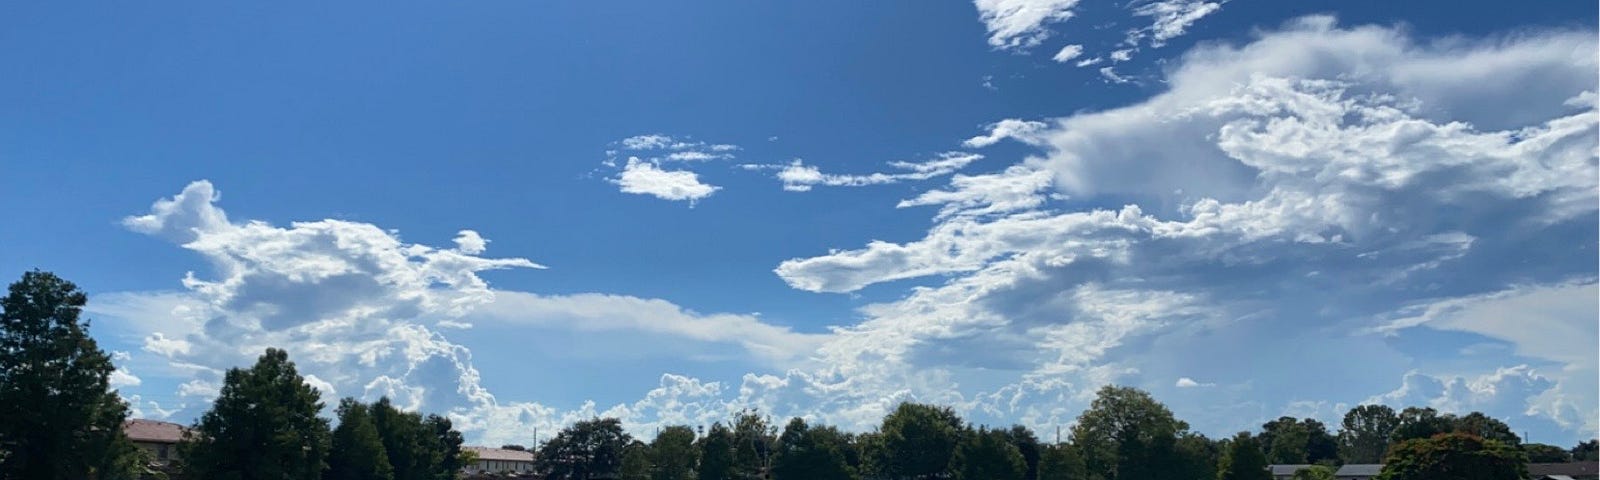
[973,0,1080,51]
[612,158,721,203]
[1175,377,1212,388]
[1051,44,1085,63]
[964,119,1049,148]
[110,368,142,388]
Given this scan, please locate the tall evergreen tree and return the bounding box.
[697,423,736,480]
[1216,433,1270,480]
[1002,425,1043,480]
[0,270,141,480]
[178,348,331,480]
[328,398,394,480]
[953,428,1026,480]
[422,414,465,480]
[651,425,699,480]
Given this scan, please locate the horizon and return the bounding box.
[1,0,1595,447]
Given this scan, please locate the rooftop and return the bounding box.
[123,419,186,444]
[464,446,536,463]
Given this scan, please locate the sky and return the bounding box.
[1,0,1596,447]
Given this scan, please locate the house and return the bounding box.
[1333,464,1382,480]
[123,419,186,468]
[1269,464,1313,479]
[462,446,537,476]
[1527,462,1599,480]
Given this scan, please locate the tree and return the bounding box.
[1451,412,1519,446]
[1173,432,1221,480]
[1000,425,1042,480]
[874,402,967,479]
[620,441,651,480]
[423,414,465,479]
[1376,433,1526,480]
[1288,465,1336,480]
[536,418,633,480]
[1521,443,1571,463]
[1036,444,1087,480]
[328,399,395,480]
[952,428,1026,480]
[367,397,462,480]
[1571,439,1597,461]
[0,271,141,480]
[1260,417,1337,465]
[651,425,699,480]
[1216,433,1270,480]
[1391,408,1453,444]
[771,418,854,480]
[698,423,735,480]
[730,410,776,479]
[1338,405,1399,464]
[179,348,331,480]
[1070,385,1187,480]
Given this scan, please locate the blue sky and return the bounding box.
[1,0,1596,446]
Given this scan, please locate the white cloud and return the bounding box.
[1097,67,1132,84]
[775,152,985,192]
[1175,377,1213,388]
[973,0,1081,51]
[453,230,488,255]
[1129,0,1222,47]
[620,134,674,150]
[964,119,1049,148]
[110,368,142,388]
[1074,57,1103,67]
[1051,44,1085,63]
[1109,49,1135,62]
[612,157,721,203]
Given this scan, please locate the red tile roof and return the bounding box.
[123,419,186,444]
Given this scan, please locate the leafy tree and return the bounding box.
[536,418,633,480]
[368,398,462,480]
[697,423,735,480]
[730,410,776,479]
[1572,439,1598,461]
[1338,405,1399,464]
[850,431,883,479]
[328,398,394,480]
[1070,385,1187,480]
[651,425,699,480]
[1521,443,1571,463]
[874,403,967,479]
[422,414,465,479]
[1174,432,1220,480]
[1376,433,1526,480]
[953,428,1026,480]
[1451,412,1519,446]
[179,348,331,480]
[771,418,854,480]
[1000,425,1043,480]
[0,271,141,480]
[1260,417,1337,465]
[620,441,651,480]
[1036,444,1087,480]
[1288,465,1336,480]
[1216,433,1270,480]
[1391,408,1453,444]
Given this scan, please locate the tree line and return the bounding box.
[1,269,1594,480]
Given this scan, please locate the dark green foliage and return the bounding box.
[771,418,855,480]
[1338,405,1399,464]
[1376,433,1526,480]
[1259,417,1337,465]
[1451,412,1519,446]
[874,402,967,479]
[1571,439,1597,461]
[1001,425,1043,480]
[1174,432,1221,480]
[0,271,141,480]
[1288,465,1336,480]
[953,428,1026,480]
[1069,385,1188,480]
[1036,444,1087,480]
[178,348,331,480]
[620,440,651,480]
[1391,408,1455,444]
[1216,433,1270,480]
[424,414,466,478]
[651,425,699,480]
[536,417,633,480]
[730,410,776,478]
[366,397,464,480]
[697,423,735,480]
[328,398,394,480]
[1520,443,1570,463]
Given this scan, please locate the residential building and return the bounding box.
[462,446,537,476]
[123,419,186,468]
[1527,462,1600,480]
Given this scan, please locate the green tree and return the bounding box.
[1391,408,1453,444]
[422,414,465,479]
[1451,412,1519,446]
[365,398,464,480]
[1288,465,1335,480]
[1338,405,1399,464]
[1001,425,1043,480]
[536,418,633,480]
[874,403,967,479]
[1571,439,1597,461]
[1260,417,1336,465]
[1216,433,1270,480]
[0,271,141,480]
[651,425,699,480]
[1376,433,1526,480]
[771,418,854,480]
[698,423,735,480]
[730,410,776,479]
[1174,432,1220,480]
[1521,443,1570,463]
[1070,385,1187,480]
[1036,444,1087,480]
[953,428,1026,480]
[328,399,395,480]
[179,348,331,480]
[620,441,651,480]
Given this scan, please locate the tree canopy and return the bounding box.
[1070,385,1188,480]
[328,398,394,480]
[874,402,967,479]
[651,425,699,480]
[1376,433,1526,480]
[1216,432,1271,480]
[179,348,331,480]
[1338,404,1400,464]
[953,427,1026,480]
[537,417,633,480]
[772,417,854,480]
[0,270,140,480]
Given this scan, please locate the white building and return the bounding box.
[462,446,537,476]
